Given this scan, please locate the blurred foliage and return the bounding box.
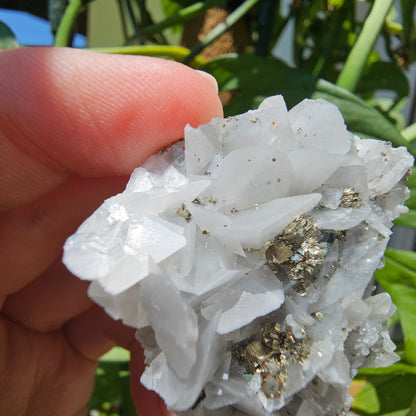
[3,0,416,414]
[0,21,19,49]
[49,0,69,33]
[395,168,416,228]
[161,0,195,17]
[88,347,137,416]
[353,372,416,416]
[376,249,416,365]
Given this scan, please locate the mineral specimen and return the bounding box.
[63,95,413,416]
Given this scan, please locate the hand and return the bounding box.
[0,47,222,416]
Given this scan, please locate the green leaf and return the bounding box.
[352,372,416,416]
[99,346,130,362]
[353,362,416,416]
[357,61,409,99]
[366,97,407,131]
[89,362,124,412]
[328,0,345,7]
[408,392,416,416]
[394,210,416,228]
[359,362,416,376]
[293,1,355,81]
[395,169,416,228]
[405,169,416,210]
[400,0,416,64]
[375,249,416,365]
[0,21,19,50]
[202,54,416,157]
[89,347,136,415]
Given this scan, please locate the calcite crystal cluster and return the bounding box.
[63,96,413,416]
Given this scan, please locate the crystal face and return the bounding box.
[63,95,414,416]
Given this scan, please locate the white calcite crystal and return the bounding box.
[63,96,414,416]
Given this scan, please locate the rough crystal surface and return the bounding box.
[63,95,414,416]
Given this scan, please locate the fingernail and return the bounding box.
[195,70,218,93]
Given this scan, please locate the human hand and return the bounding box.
[0,47,222,416]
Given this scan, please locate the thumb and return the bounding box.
[0,47,222,211]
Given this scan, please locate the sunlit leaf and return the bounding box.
[352,363,416,415]
[375,249,416,365]
[99,346,130,362]
[393,210,416,228]
[359,362,416,376]
[0,21,18,50]
[352,372,416,416]
[328,0,345,8]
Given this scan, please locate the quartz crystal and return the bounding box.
[63,95,414,416]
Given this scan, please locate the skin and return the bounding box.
[0,47,223,416]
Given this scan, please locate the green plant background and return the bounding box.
[2,1,416,415]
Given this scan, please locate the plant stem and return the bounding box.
[117,0,129,42]
[54,0,86,47]
[256,0,278,56]
[401,123,416,143]
[87,45,206,68]
[144,0,226,36]
[183,0,259,65]
[123,0,139,37]
[336,0,394,92]
[135,0,153,26]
